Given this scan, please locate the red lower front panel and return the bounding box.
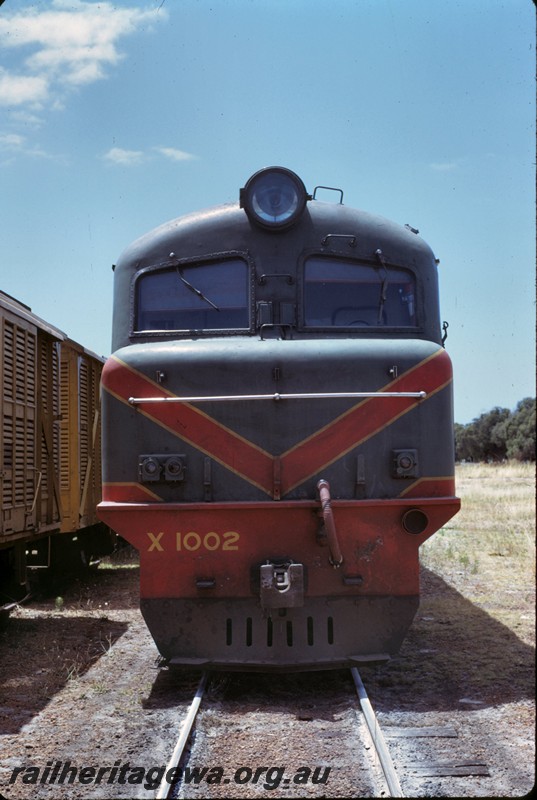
[98,496,459,667]
[98,496,460,599]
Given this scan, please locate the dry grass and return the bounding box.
[366,461,535,707]
[421,461,535,643]
[421,462,535,672]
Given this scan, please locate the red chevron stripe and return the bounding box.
[398,476,456,498]
[103,356,275,495]
[102,348,452,499]
[103,482,163,502]
[280,348,452,493]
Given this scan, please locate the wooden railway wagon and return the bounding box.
[0,291,114,611]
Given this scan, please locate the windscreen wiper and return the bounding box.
[375,249,389,325]
[176,268,220,311]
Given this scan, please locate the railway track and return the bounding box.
[154,667,495,799]
[155,672,209,800]
[154,669,405,799]
[351,668,404,797]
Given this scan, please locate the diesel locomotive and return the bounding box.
[98,167,460,670]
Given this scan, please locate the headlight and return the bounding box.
[240,167,309,230]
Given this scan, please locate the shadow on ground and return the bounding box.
[360,566,535,712]
[0,615,129,734]
[144,565,534,714]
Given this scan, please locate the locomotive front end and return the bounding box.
[98,168,460,669]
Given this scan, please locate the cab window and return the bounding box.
[303,257,417,328]
[135,258,249,332]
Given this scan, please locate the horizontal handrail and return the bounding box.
[128,390,427,405]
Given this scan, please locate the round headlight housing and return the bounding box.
[240,167,309,230]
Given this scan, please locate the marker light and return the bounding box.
[240,167,310,230]
[401,508,429,535]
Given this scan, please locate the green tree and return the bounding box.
[455,407,510,461]
[455,421,480,461]
[474,406,511,461]
[493,398,536,461]
[455,399,536,462]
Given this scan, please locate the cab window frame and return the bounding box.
[299,253,421,333]
[130,251,255,338]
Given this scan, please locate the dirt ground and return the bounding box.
[0,464,535,798]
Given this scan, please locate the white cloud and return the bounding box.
[0,133,25,149]
[10,109,45,127]
[0,132,56,161]
[155,147,197,162]
[103,145,198,167]
[0,1,164,106]
[103,147,146,166]
[429,161,459,172]
[0,69,48,107]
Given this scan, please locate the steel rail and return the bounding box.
[155,671,209,800]
[129,390,427,405]
[351,667,404,798]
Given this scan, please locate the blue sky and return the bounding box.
[0,0,534,424]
